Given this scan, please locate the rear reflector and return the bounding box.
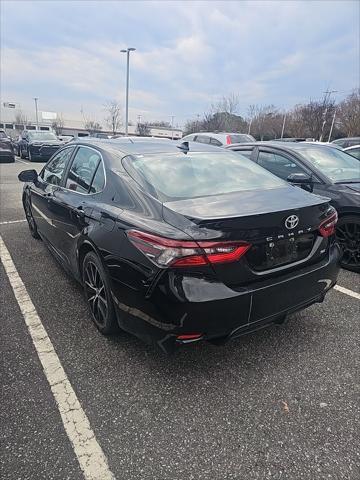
[177,333,203,340]
[127,230,251,268]
[226,135,232,145]
[319,210,338,238]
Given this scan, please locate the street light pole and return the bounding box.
[33,97,39,129]
[120,47,136,135]
[281,113,287,139]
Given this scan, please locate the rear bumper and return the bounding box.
[112,242,341,353]
[0,150,15,162]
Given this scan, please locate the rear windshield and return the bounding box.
[29,132,58,141]
[295,146,360,182]
[123,151,284,201]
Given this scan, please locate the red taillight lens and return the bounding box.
[226,135,232,145]
[177,333,203,341]
[127,230,251,268]
[319,210,338,238]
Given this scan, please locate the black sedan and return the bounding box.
[18,130,62,162]
[0,129,15,163]
[227,142,360,272]
[19,140,340,353]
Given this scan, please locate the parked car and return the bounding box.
[300,141,343,150]
[344,145,360,160]
[18,140,340,353]
[272,138,306,142]
[227,142,360,272]
[0,129,15,162]
[181,132,255,146]
[18,131,62,162]
[332,137,360,149]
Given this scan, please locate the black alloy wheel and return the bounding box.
[336,215,360,272]
[82,251,118,334]
[24,195,40,239]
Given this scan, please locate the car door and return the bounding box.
[49,145,105,265]
[30,146,75,245]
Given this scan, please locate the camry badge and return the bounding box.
[285,215,299,230]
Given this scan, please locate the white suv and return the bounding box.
[181,132,255,146]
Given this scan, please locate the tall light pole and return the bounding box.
[120,47,136,135]
[281,113,287,139]
[33,97,39,129]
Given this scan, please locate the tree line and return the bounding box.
[184,89,360,141]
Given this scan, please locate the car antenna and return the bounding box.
[177,141,189,154]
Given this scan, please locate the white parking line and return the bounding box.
[334,285,360,300]
[16,158,30,165]
[0,236,114,480]
[0,219,27,225]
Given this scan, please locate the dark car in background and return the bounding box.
[181,132,255,146]
[227,142,360,272]
[332,137,360,149]
[18,140,340,353]
[0,129,15,163]
[18,130,62,162]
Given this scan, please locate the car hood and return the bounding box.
[29,139,62,146]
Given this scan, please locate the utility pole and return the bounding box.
[248,117,253,135]
[281,113,287,139]
[171,115,175,140]
[33,97,39,129]
[328,110,336,142]
[320,89,337,141]
[120,47,136,135]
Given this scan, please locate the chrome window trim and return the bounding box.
[61,145,107,196]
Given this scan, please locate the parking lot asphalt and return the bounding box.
[1,159,359,480]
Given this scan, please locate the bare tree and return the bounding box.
[51,116,64,135]
[84,120,102,134]
[337,89,360,137]
[136,122,151,136]
[14,110,27,126]
[104,101,122,134]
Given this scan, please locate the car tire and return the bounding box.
[82,251,119,335]
[28,149,35,162]
[24,195,40,239]
[336,215,360,273]
[19,147,25,159]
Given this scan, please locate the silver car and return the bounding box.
[181,132,255,146]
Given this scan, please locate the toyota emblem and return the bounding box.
[285,215,299,229]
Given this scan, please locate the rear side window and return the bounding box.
[42,147,74,185]
[257,150,304,180]
[195,135,210,144]
[123,151,285,202]
[210,137,222,146]
[66,147,101,193]
[89,162,105,193]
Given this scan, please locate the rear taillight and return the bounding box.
[319,210,338,238]
[127,230,251,268]
[226,135,232,145]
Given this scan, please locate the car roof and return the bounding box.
[72,138,221,155]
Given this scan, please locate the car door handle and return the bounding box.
[74,206,85,218]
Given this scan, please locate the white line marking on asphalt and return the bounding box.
[16,158,30,165]
[0,235,114,480]
[0,219,27,225]
[334,285,360,300]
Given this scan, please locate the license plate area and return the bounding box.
[247,233,315,271]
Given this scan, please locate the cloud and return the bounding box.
[1,0,359,126]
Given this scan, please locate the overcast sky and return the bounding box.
[1,0,359,127]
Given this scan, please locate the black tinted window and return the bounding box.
[42,148,74,185]
[210,137,222,146]
[66,147,101,193]
[258,150,304,180]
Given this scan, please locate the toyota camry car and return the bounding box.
[227,142,360,272]
[18,130,62,162]
[19,140,340,353]
[0,129,15,162]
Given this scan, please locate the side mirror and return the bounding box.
[287,173,314,193]
[18,169,38,183]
